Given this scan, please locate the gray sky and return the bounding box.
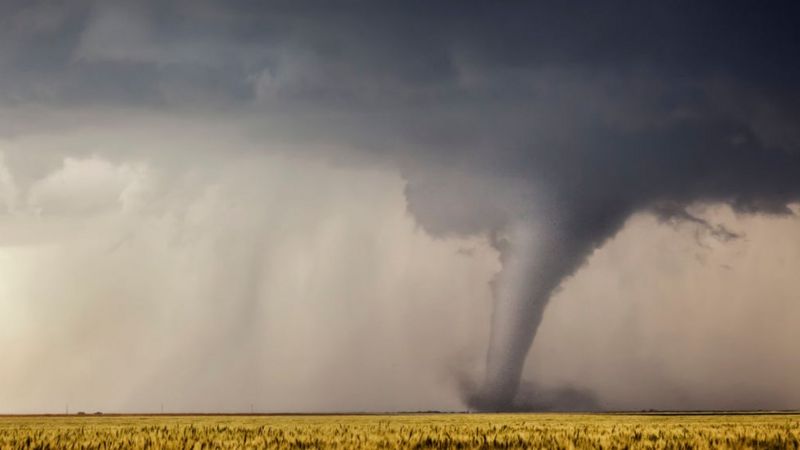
[0,1,799,412]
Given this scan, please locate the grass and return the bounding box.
[0,413,798,449]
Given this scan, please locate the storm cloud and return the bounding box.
[1,1,799,412]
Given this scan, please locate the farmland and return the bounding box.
[1,413,798,449]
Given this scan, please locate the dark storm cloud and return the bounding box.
[5,2,798,106]
[3,1,800,410]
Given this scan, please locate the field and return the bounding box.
[1,413,799,449]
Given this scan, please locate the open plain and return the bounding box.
[1,413,798,449]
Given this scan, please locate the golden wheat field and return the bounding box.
[1,413,798,449]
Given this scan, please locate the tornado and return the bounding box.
[480,220,567,409]
[472,204,632,409]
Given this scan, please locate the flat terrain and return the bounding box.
[1,413,798,449]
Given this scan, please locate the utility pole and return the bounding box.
[66,404,69,415]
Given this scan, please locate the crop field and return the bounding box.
[0,413,798,449]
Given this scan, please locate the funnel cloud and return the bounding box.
[1,1,800,412]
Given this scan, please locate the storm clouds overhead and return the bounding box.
[1,1,799,412]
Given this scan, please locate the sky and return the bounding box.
[1,1,799,413]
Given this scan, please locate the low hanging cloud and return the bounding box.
[25,157,150,215]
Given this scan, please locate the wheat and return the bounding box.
[1,413,798,449]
